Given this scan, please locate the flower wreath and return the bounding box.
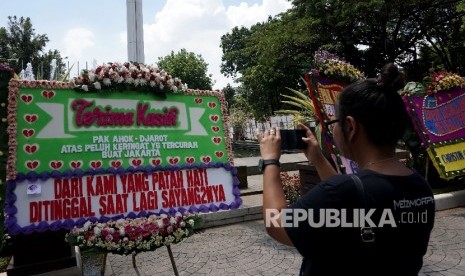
[73,62,186,96]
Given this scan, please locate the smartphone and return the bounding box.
[280,129,307,150]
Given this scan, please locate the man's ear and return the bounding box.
[343,116,358,142]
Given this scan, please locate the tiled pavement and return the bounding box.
[420,207,465,276]
[106,220,301,276]
[33,207,465,276]
[106,208,465,276]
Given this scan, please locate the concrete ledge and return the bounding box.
[199,206,262,228]
[434,190,465,211]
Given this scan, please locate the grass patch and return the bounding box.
[0,256,11,272]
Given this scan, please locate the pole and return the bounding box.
[126,0,145,63]
[166,245,179,276]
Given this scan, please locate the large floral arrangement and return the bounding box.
[311,50,365,83]
[73,62,186,94]
[400,69,465,96]
[425,70,465,95]
[65,213,202,255]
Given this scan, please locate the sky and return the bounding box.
[0,0,292,89]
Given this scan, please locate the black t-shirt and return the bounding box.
[284,170,435,276]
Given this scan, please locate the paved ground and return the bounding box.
[32,207,465,276]
[109,208,465,276]
[420,207,465,275]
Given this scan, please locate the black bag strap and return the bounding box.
[350,175,375,243]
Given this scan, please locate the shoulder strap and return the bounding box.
[350,174,375,243]
[350,175,366,208]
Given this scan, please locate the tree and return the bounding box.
[157,49,213,90]
[221,12,323,119]
[0,16,66,79]
[290,0,465,77]
[221,0,465,119]
[222,83,236,110]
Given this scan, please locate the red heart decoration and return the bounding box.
[90,161,102,169]
[169,157,179,165]
[21,95,33,103]
[24,144,38,154]
[110,160,122,168]
[70,161,82,169]
[42,90,55,99]
[208,102,217,108]
[212,126,220,133]
[50,161,63,169]
[185,157,195,164]
[25,114,38,123]
[22,129,35,138]
[202,156,211,163]
[151,158,162,166]
[26,160,39,170]
[132,159,142,166]
[194,98,203,104]
[210,115,219,122]
[213,137,222,144]
[215,151,224,158]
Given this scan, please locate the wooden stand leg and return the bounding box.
[102,253,107,276]
[166,245,179,276]
[132,253,137,268]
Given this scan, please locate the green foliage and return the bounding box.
[157,49,213,90]
[229,106,251,140]
[220,12,323,119]
[275,87,316,126]
[0,16,65,79]
[222,83,235,110]
[400,81,426,96]
[220,0,465,119]
[291,0,465,77]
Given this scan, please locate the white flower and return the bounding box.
[119,228,125,236]
[134,78,140,87]
[82,85,88,92]
[159,84,164,90]
[188,219,194,226]
[93,226,101,236]
[93,82,101,90]
[157,219,164,228]
[83,221,92,230]
[103,78,111,86]
[125,77,134,84]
